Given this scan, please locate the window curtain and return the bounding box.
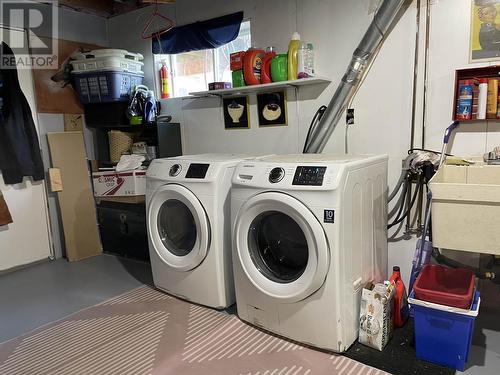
[152,11,244,54]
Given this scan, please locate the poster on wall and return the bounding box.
[223,96,250,129]
[33,38,103,114]
[470,0,500,62]
[257,91,287,127]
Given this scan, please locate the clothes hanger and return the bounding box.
[141,0,175,40]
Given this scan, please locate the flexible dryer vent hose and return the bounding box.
[304,0,412,153]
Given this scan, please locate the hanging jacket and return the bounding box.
[0,42,44,185]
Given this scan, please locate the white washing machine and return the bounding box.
[146,154,254,309]
[231,154,388,352]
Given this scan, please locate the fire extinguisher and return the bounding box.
[160,61,170,99]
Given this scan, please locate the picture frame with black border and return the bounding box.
[257,91,288,127]
[223,96,250,129]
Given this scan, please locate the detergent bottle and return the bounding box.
[243,47,265,85]
[389,266,409,328]
[287,32,301,80]
[261,47,276,84]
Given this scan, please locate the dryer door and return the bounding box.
[234,192,329,303]
[148,184,210,271]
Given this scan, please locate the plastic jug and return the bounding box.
[243,47,265,85]
[261,47,276,84]
[271,54,288,82]
[389,266,409,328]
[287,32,301,80]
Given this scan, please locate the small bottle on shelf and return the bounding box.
[457,80,473,120]
[477,78,488,120]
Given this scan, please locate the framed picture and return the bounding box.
[257,91,287,127]
[223,96,250,129]
[470,0,500,62]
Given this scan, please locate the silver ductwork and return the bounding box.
[304,0,413,154]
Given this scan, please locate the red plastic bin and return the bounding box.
[413,264,475,309]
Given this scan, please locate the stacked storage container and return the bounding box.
[409,264,480,371]
[71,49,144,104]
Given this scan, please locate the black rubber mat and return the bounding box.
[344,319,455,375]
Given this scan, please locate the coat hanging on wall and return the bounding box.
[152,11,244,54]
[0,42,44,185]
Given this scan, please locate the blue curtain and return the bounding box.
[152,12,244,54]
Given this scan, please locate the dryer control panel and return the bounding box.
[292,166,327,186]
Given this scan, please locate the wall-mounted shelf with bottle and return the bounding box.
[188,77,331,98]
[453,66,500,122]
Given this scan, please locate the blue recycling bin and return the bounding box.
[409,290,480,371]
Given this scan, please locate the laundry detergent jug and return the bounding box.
[261,47,276,84]
[243,48,265,85]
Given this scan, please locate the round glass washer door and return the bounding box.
[234,192,329,302]
[148,184,210,271]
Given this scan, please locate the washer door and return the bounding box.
[148,184,210,271]
[234,192,329,302]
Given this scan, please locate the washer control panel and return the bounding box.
[292,166,327,186]
[269,167,285,183]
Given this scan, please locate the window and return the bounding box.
[155,21,251,97]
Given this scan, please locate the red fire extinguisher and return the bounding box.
[160,62,170,99]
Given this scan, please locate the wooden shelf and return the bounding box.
[453,66,500,121]
[86,123,157,130]
[188,77,331,97]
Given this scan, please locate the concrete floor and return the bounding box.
[0,254,498,374]
[0,254,153,342]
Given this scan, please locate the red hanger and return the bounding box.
[141,1,175,40]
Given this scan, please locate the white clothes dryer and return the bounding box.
[231,154,388,351]
[147,154,254,309]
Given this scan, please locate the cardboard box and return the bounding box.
[230,51,245,71]
[208,81,232,90]
[92,170,146,197]
[358,283,395,351]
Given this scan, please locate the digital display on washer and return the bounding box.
[186,163,210,179]
[292,166,327,186]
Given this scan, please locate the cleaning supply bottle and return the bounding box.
[287,32,301,80]
[457,80,473,120]
[298,42,315,79]
[389,266,409,328]
[261,47,276,84]
[478,78,488,120]
[243,47,265,85]
[160,61,170,99]
[487,79,498,119]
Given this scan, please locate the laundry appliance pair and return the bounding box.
[146,153,388,352]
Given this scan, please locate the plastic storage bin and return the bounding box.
[409,290,480,371]
[414,264,475,309]
[429,164,500,255]
[72,70,144,104]
[70,49,144,74]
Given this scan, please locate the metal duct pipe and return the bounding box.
[304,0,412,154]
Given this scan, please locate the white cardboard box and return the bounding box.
[92,170,146,197]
